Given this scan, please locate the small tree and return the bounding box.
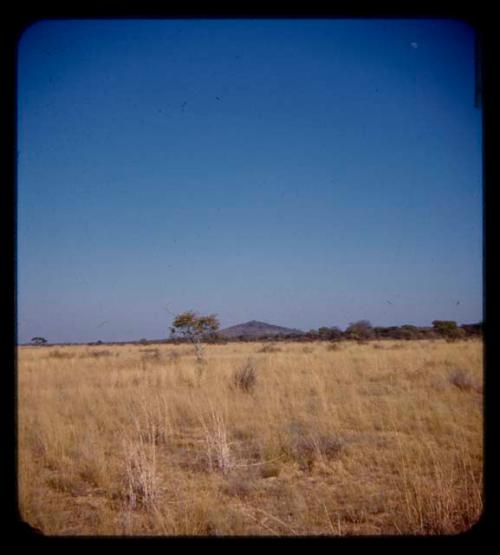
[170,311,220,362]
[31,337,47,346]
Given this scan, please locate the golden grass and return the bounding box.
[18,339,483,535]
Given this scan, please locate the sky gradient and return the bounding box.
[17,19,483,343]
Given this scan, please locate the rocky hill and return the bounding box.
[219,320,304,339]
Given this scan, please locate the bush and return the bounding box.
[399,325,420,340]
[140,348,160,359]
[317,326,343,341]
[345,320,374,341]
[316,434,344,460]
[223,474,255,497]
[88,350,113,358]
[449,369,477,391]
[281,421,343,472]
[444,328,466,342]
[49,350,75,359]
[168,350,181,363]
[432,321,465,341]
[259,343,281,353]
[232,359,257,393]
[460,323,483,338]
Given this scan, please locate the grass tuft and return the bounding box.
[231,359,258,393]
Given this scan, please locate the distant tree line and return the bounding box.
[293,320,481,343]
[27,317,482,347]
[162,318,482,345]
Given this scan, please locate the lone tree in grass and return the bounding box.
[170,311,220,361]
[31,337,47,346]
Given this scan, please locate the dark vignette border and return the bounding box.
[1,0,494,547]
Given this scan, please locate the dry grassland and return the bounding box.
[18,339,483,536]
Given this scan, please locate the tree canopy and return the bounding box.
[170,311,220,342]
[170,311,220,362]
[31,337,47,345]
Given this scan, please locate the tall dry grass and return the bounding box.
[18,339,483,535]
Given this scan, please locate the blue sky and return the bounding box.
[17,19,483,343]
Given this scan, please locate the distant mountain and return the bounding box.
[219,320,304,339]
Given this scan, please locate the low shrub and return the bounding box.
[89,350,113,358]
[232,359,257,393]
[222,474,255,498]
[259,343,281,353]
[449,369,478,392]
[281,421,344,472]
[140,348,161,360]
[49,350,75,359]
[168,351,181,363]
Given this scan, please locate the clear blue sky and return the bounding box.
[17,18,483,343]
